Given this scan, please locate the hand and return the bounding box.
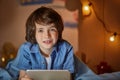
[20,75,32,80]
[19,70,33,80]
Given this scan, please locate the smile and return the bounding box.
[43,40,52,44]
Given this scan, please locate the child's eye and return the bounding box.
[38,29,43,32]
[50,28,57,32]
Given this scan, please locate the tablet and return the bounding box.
[26,70,70,80]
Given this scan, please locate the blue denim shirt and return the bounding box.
[2,54,120,80]
[0,68,12,80]
[6,40,74,80]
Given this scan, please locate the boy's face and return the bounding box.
[35,23,58,53]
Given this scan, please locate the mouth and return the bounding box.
[43,40,52,44]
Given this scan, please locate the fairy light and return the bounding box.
[80,0,120,74]
[82,3,92,16]
[109,32,117,42]
[110,36,115,42]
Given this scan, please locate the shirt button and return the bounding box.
[42,62,45,64]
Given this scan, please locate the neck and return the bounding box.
[40,47,52,57]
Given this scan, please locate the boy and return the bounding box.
[6,6,74,80]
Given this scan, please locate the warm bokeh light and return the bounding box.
[109,35,115,42]
[109,32,117,42]
[82,5,91,16]
[1,57,5,62]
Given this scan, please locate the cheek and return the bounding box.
[53,33,59,40]
[35,33,42,41]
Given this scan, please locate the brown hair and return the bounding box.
[25,6,64,44]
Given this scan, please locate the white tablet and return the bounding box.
[26,70,71,80]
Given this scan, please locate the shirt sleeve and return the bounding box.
[63,43,75,74]
[6,43,31,80]
[0,68,13,80]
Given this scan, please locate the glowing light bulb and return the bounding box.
[109,32,117,42]
[109,36,115,42]
[84,5,89,11]
[82,5,91,16]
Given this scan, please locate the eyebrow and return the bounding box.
[36,27,43,29]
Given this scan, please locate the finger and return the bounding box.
[24,75,29,78]
[21,76,32,80]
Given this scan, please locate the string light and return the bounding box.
[82,2,92,16]
[82,0,120,42]
[109,32,117,42]
[80,0,120,74]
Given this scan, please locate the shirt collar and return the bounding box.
[30,43,59,54]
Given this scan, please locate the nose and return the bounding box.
[44,30,50,38]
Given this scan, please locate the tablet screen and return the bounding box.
[26,70,70,80]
